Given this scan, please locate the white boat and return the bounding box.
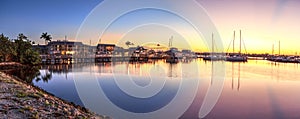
[226,55,247,62]
[226,30,247,62]
[203,33,225,61]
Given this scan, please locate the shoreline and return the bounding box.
[0,70,108,118]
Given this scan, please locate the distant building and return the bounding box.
[48,40,85,59]
[128,46,148,58]
[96,44,115,55]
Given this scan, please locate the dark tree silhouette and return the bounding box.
[40,32,52,45]
[125,41,134,47]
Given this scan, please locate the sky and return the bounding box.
[0,0,102,43]
[1,0,300,55]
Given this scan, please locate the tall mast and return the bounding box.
[239,30,242,55]
[169,36,173,48]
[233,31,235,54]
[212,33,214,54]
[64,35,67,54]
[279,40,281,55]
[272,43,274,55]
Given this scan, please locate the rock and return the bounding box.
[0,71,107,118]
[71,108,79,116]
[45,100,49,105]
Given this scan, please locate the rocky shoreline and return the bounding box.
[0,71,109,119]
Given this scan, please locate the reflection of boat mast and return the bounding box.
[211,61,214,85]
[168,63,173,78]
[231,63,234,89]
[231,62,241,91]
[237,63,241,91]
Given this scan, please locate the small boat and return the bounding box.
[297,58,300,63]
[203,55,225,61]
[166,56,179,63]
[226,55,247,62]
[275,56,299,63]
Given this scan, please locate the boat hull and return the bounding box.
[226,56,247,62]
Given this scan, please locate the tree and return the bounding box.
[14,34,31,62]
[40,32,52,45]
[0,34,16,62]
[14,33,41,64]
[0,33,41,64]
[18,33,28,41]
[22,48,41,65]
[125,41,134,47]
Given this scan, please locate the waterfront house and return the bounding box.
[96,44,115,55]
[95,44,116,62]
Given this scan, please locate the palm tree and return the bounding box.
[40,32,52,45]
[18,33,28,41]
[125,41,134,47]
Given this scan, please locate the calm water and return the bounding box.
[8,59,300,118]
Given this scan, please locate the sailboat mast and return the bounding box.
[169,36,173,48]
[212,33,214,54]
[239,30,242,55]
[279,40,281,55]
[233,31,235,54]
[272,43,274,55]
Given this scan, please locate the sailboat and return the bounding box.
[226,30,247,62]
[203,33,224,61]
[267,41,300,63]
[166,36,179,63]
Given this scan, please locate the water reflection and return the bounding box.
[2,66,42,83]
[2,60,300,118]
[230,62,241,91]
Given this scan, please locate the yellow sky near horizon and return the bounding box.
[198,0,300,55]
[53,0,300,55]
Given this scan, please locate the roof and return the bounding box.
[97,43,116,47]
[48,41,84,46]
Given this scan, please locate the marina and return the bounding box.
[32,38,300,65]
[1,0,300,118]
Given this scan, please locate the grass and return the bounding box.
[18,109,25,114]
[16,91,27,98]
[23,106,33,111]
[31,112,39,119]
[36,91,44,97]
[28,93,41,99]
